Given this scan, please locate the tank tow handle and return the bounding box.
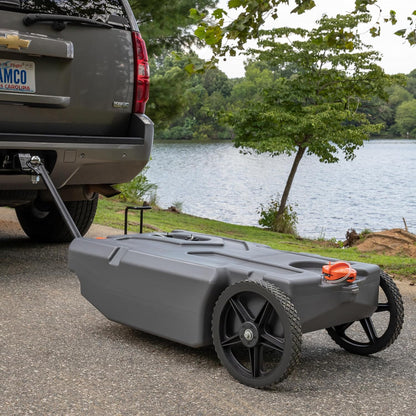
[21,154,82,239]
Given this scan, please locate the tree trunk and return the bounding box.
[277,146,306,219]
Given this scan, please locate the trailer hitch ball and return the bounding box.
[30,155,41,165]
[322,261,357,284]
[30,156,41,184]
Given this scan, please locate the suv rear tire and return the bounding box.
[15,194,98,243]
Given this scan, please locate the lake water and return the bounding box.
[146,139,416,239]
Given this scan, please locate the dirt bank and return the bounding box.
[355,228,416,258]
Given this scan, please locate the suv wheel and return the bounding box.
[15,194,98,243]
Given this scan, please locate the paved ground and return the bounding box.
[1,208,415,416]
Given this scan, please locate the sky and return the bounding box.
[202,0,416,78]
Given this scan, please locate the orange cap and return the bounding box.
[322,261,357,283]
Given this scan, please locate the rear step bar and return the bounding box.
[20,153,150,240]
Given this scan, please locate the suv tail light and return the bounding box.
[132,32,150,114]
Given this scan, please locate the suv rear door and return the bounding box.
[0,0,136,137]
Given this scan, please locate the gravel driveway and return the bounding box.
[1,208,415,416]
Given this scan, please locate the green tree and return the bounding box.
[146,53,191,127]
[381,84,412,134]
[230,62,275,104]
[388,85,413,108]
[395,99,416,136]
[201,67,232,96]
[357,97,395,134]
[229,13,396,232]
[128,0,218,127]
[192,0,416,59]
[130,0,217,56]
[404,69,416,97]
[151,52,234,140]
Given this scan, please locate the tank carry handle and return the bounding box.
[124,205,152,235]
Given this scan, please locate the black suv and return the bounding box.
[0,0,153,242]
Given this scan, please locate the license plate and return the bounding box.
[0,59,35,93]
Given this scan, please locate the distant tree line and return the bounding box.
[146,56,416,140]
[369,70,416,137]
[128,0,416,140]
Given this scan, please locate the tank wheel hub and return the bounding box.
[239,322,259,347]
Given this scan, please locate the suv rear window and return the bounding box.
[18,0,128,19]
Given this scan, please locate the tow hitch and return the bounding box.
[18,153,81,239]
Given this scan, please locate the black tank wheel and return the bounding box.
[212,280,302,388]
[326,271,404,355]
[15,194,98,243]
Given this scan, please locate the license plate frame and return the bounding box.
[0,59,36,93]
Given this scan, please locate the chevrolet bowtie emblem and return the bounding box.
[0,34,31,50]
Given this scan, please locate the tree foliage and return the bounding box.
[127,0,219,126]
[192,0,416,60]
[149,53,234,140]
[130,0,217,56]
[228,13,397,231]
[395,100,416,136]
[128,0,416,140]
[115,166,157,204]
[404,69,416,97]
[146,53,190,128]
[147,55,416,143]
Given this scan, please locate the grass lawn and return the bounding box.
[95,197,416,282]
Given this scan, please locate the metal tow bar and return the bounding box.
[24,154,82,240]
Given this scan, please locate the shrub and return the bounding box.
[169,200,183,213]
[258,195,298,235]
[115,166,158,204]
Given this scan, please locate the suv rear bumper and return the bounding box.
[0,114,153,191]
